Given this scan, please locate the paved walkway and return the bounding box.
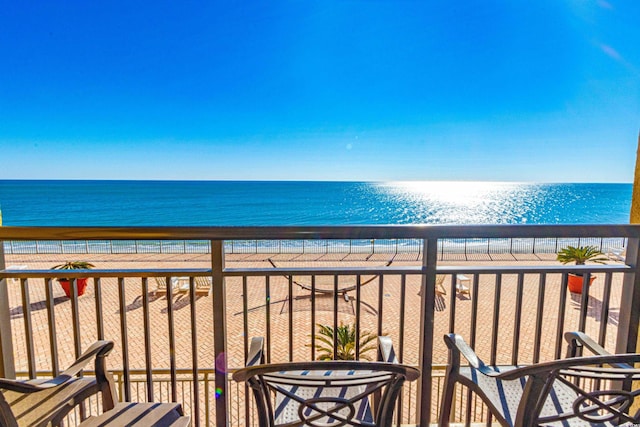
[4,252,622,370]
[2,252,625,424]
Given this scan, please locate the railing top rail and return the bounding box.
[226,264,631,276]
[0,268,211,279]
[0,264,630,280]
[0,224,639,240]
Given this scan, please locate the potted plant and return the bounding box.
[52,261,95,297]
[312,322,378,360]
[557,246,607,293]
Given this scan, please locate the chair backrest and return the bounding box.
[194,276,212,294]
[0,392,18,427]
[234,361,419,427]
[153,276,179,294]
[0,340,116,427]
[154,276,169,290]
[513,353,640,426]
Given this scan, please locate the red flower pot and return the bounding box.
[567,274,596,294]
[59,278,89,297]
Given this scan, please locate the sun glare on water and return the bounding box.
[375,181,537,224]
[391,181,512,205]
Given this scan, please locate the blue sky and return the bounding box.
[1,1,638,182]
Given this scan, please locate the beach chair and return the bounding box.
[0,340,190,426]
[6,264,27,284]
[439,332,640,426]
[153,276,182,296]
[233,336,420,427]
[194,276,212,296]
[456,274,471,295]
[606,247,626,262]
[416,275,447,309]
[416,275,447,311]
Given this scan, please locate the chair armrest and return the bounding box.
[378,336,398,363]
[62,340,114,379]
[0,341,114,393]
[443,334,494,374]
[565,331,610,356]
[564,331,632,369]
[496,353,640,381]
[0,377,54,393]
[246,337,264,367]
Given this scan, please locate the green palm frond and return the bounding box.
[52,261,95,270]
[312,322,378,361]
[557,246,608,265]
[51,260,96,282]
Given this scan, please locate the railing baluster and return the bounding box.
[166,276,177,402]
[118,277,131,402]
[511,273,524,365]
[448,274,456,333]
[142,277,154,402]
[242,276,250,424]
[189,277,200,427]
[398,274,406,362]
[533,273,546,364]
[288,275,293,362]
[578,272,591,333]
[307,275,315,360]
[355,275,361,358]
[333,275,338,359]
[242,276,249,363]
[467,273,481,424]
[554,273,569,359]
[20,279,35,379]
[377,272,384,338]
[490,274,502,366]
[94,278,104,340]
[45,278,59,376]
[396,273,407,425]
[205,371,211,427]
[265,276,271,364]
[70,278,82,359]
[598,272,613,347]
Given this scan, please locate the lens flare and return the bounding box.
[215,352,227,374]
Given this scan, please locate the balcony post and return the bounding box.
[211,239,229,426]
[625,132,640,355]
[0,211,16,378]
[417,237,438,426]
[630,131,640,224]
[616,237,640,355]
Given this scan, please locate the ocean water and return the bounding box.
[0,180,632,226]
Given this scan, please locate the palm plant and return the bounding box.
[313,322,378,361]
[52,261,95,269]
[51,261,96,297]
[557,246,608,266]
[52,261,95,281]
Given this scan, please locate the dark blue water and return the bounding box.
[0,180,632,226]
